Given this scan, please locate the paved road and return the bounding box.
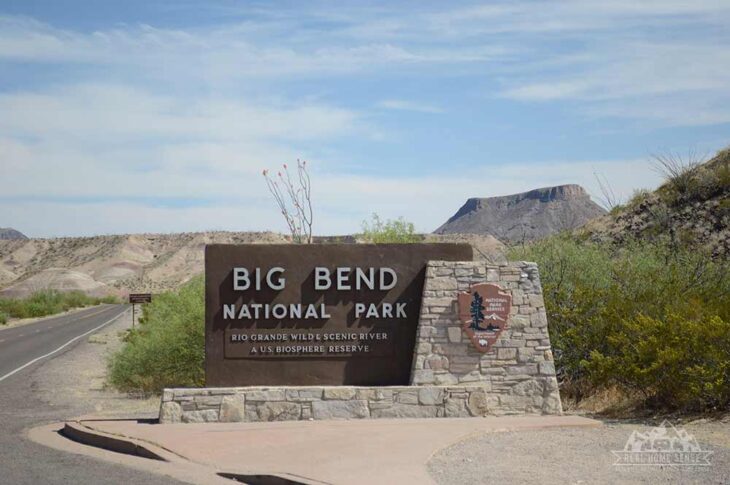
[0,304,184,484]
[0,305,125,381]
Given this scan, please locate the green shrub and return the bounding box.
[360,213,421,243]
[0,289,114,320]
[108,277,205,394]
[509,236,730,411]
[0,312,7,325]
[586,313,730,411]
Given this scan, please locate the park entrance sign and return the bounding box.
[205,244,472,386]
[160,244,564,423]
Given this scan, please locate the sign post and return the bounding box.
[128,293,152,328]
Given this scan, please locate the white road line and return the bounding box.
[0,308,126,384]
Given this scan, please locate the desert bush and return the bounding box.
[0,290,115,320]
[108,277,205,394]
[360,213,421,243]
[651,151,703,203]
[626,189,651,209]
[586,313,730,411]
[0,312,6,325]
[509,236,730,411]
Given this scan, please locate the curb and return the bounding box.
[61,421,167,462]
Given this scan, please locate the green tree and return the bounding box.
[360,213,420,243]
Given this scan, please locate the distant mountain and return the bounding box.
[435,185,606,243]
[0,228,27,240]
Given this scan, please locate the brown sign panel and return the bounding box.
[458,283,511,353]
[206,243,472,386]
[129,293,152,304]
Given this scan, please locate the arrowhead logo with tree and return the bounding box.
[458,283,512,353]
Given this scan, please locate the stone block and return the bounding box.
[458,371,483,383]
[411,369,435,385]
[286,389,324,402]
[371,404,439,419]
[517,347,534,363]
[530,312,548,328]
[368,401,394,410]
[506,364,538,375]
[497,347,517,360]
[510,315,530,330]
[181,401,196,412]
[444,398,469,417]
[312,400,369,420]
[246,389,286,401]
[159,402,182,423]
[428,278,458,291]
[181,410,219,423]
[323,388,356,400]
[528,294,545,308]
[208,388,238,395]
[220,394,246,423]
[498,395,529,411]
[542,393,562,415]
[539,361,555,376]
[481,366,505,375]
[257,402,301,421]
[447,326,462,343]
[425,355,449,370]
[396,390,419,404]
[467,390,494,417]
[543,377,559,392]
[434,373,459,385]
[510,380,541,397]
[416,342,432,353]
[486,269,499,282]
[194,396,223,408]
[418,388,444,405]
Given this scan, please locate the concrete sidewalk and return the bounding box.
[63,415,601,484]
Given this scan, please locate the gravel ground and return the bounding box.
[428,421,730,484]
[32,307,160,418]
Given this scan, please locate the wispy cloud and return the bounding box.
[377,99,443,114]
[0,2,727,237]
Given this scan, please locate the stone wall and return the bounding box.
[160,386,506,423]
[159,260,562,423]
[410,261,562,415]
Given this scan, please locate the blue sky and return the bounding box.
[1,1,729,237]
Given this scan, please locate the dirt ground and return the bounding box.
[32,307,160,418]
[428,418,730,484]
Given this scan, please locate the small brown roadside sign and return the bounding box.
[129,293,152,304]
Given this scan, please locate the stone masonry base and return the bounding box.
[159,384,560,424]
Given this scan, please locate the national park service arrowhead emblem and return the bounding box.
[457,283,512,353]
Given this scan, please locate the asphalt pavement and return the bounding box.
[0,304,184,484]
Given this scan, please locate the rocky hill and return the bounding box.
[0,228,27,240]
[0,232,289,298]
[435,185,606,243]
[0,231,505,299]
[580,148,729,258]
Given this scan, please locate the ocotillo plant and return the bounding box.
[262,159,313,243]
